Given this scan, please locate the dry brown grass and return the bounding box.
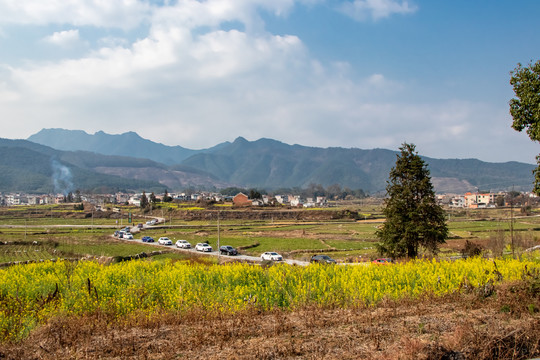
[0,277,538,360]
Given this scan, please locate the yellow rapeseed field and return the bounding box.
[0,257,538,341]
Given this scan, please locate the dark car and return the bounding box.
[219,245,238,256]
[310,255,336,264]
[372,258,393,265]
[142,236,154,243]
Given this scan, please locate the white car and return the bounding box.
[158,237,172,245]
[175,240,192,249]
[195,243,213,252]
[123,232,134,239]
[261,252,283,261]
[146,219,157,226]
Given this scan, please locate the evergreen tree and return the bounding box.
[74,189,82,203]
[140,191,149,208]
[376,143,448,258]
[149,192,157,205]
[163,189,173,202]
[248,189,262,199]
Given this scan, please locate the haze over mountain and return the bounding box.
[0,138,228,194]
[23,129,536,194]
[28,128,228,164]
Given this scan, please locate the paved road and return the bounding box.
[114,224,310,266]
[122,237,310,266]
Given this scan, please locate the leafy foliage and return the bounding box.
[509,60,540,194]
[376,143,448,258]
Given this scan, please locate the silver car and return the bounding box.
[175,240,192,249]
[261,252,283,261]
[158,237,172,245]
[195,243,213,252]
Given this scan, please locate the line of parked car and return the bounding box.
[114,228,392,265]
[113,228,291,263]
[121,233,242,256]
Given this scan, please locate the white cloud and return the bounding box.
[0,0,151,29]
[98,36,129,48]
[0,0,305,30]
[43,29,80,46]
[0,0,537,166]
[339,0,417,21]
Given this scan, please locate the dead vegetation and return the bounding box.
[1,277,538,360]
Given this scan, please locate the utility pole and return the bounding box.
[217,211,221,261]
[510,185,515,258]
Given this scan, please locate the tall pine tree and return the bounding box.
[140,191,149,209]
[376,143,448,258]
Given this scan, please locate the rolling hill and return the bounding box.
[0,138,226,193]
[22,129,538,194]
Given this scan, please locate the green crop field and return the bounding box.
[0,204,539,264]
[0,204,539,359]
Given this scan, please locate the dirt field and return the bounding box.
[1,279,538,360]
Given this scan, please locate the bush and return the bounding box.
[461,240,483,258]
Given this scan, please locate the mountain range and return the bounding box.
[0,128,534,194]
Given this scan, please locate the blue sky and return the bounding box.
[0,0,539,163]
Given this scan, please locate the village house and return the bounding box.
[274,195,289,204]
[233,193,251,207]
[290,196,303,207]
[128,194,141,207]
[116,192,130,204]
[233,193,251,206]
[251,199,264,206]
[450,195,466,208]
[449,191,507,208]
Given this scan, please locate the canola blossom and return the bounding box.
[0,257,538,341]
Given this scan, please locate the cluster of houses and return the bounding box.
[0,193,74,206]
[231,193,328,207]
[0,191,329,208]
[125,192,328,208]
[1,190,536,209]
[439,191,537,208]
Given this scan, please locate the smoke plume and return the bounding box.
[51,159,73,195]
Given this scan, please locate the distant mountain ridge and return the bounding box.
[28,128,228,164]
[0,138,229,193]
[0,138,165,193]
[23,129,536,194]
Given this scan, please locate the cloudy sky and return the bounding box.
[1,0,539,163]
